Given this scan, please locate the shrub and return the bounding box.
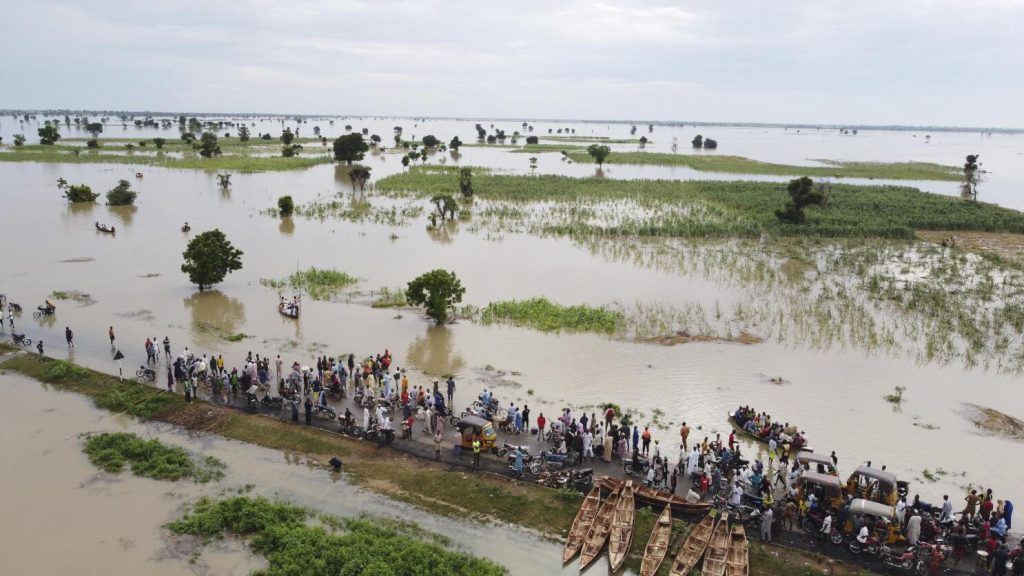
[106,179,138,206]
[277,195,294,217]
[86,138,100,148]
[57,178,99,203]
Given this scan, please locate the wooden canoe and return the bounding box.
[725,523,748,576]
[563,486,601,563]
[579,486,621,570]
[640,506,673,576]
[727,412,812,452]
[668,512,716,576]
[701,512,731,576]
[600,476,711,514]
[608,480,635,572]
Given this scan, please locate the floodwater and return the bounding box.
[0,370,588,575]
[1,117,1023,539]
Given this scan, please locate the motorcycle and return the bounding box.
[260,394,284,409]
[362,417,381,442]
[802,510,844,545]
[337,415,362,438]
[849,532,886,556]
[529,450,577,475]
[879,546,922,573]
[624,454,651,476]
[12,333,32,346]
[312,404,337,420]
[496,442,532,458]
[136,365,157,382]
[32,305,56,318]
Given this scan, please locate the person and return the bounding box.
[965,489,981,518]
[632,426,639,453]
[183,376,192,404]
[36,340,44,355]
[762,506,774,542]
[108,326,115,346]
[820,510,833,543]
[768,437,777,468]
[907,512,922,546]
[65,326,74,348]
[434,429,443,461]
[162,336,171,359]
[446,376,455,406]
[645,465,655,487]
[940,494,953,523]
[670,467,678,494]
[166,365,174,392]
[583,430,594,462]
[304,396,313,425]
[641,426,651,456]
[680,422,690,451]
[383,416,394,444]
[522,404,530,431]
[603,430,613,463]
[512,447,524,475]
[1006,500,1014,530]
[217,355,224,376]
[537,413,546,440]
[992,544,1010,576]
[783,499,797,530]
[604,406,615,429]
[472,437,481,467]
[994,514,1009,541]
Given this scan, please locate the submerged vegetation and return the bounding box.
[83,431,225,482]
[479,297,625,333]
[168,496,506,575]
[260,267,358,301]
[563,150,962,181]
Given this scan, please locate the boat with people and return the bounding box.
[668,512,716,576]
[725,524,748,576]
[701,512,731,576]
[94,222,116,234]
[607,480,635,572]
[640,506,673,576]
[563,486,601,563]
[600,476,711,514]
[278,295,300,319]
[579,486,621,569]
[727,407,810,452]
[181,221,191,232]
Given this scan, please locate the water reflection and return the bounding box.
[427,219,459,244]
[182,290,246,347]
[109,204,137,226]
[279,217,295,235]
[406,325,465,377]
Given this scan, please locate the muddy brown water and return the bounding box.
[0,370,592,575]
[0,129,1022,537]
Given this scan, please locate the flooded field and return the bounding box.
[2,116,1023,533]
[0,370,578,575]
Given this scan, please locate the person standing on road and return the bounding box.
[583,431,594,462]
[537,413,546,440]
[434,429,443,461]
[472,437,481,466]
[761,506,774,542]
[162,336,171,359]
[65,326,74,348]
[521,405,530,432]
[446,376,455,406]
[37,340,44,355]
[183,377,192,403]
[166,365,174,392]
[304,396,313,426]
[108,326,115,346]
[641,427,651,456]
[632,426,639,453]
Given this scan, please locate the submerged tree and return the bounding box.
[422,134,439,148]
[196,132,222,158]
[405,269,465,325]
[181,229,243,291]
[86,122,103,138]
[775,176,828,224]
[349,164,372,191]
[459,167,473,198]
[277,195,294,217]
[238,125,250,142]
[281,128,295,145]
[586,144,611,167]
[217,173,232,188]
[691,134,703,148]
[332,133,368,165]
[430,194,458,221]
[14,134,26,146]
[105,179,138,206]
[962,154,980,202]
[38,124,61,145]
[449,136,462,150]
[57,178,99,203]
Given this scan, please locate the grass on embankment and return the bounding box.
[476,297,625,334]
[377,167,1024,239]
[169,495,506,576]
[0,142,333,172]
[0,353,579,535]
[564,150,961,181]
[83,431,225,482]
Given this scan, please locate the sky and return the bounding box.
[1,0,1022,127]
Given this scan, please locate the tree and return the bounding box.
[86,138,101,148]
[313,126,321,137]
[277,195,294,217]
[181,229,243,291]
[86,122,103,138]
[281,129,295,145]
[181,132,196,144]
[57,178,99,202]
[703,138,718,149]
[282,144,303,157]
[332,133,368,165]
[349,164,372,191]
[586,144,611,167]
[459,168,473,198]
[196,132,221,158]
[405,269,465,325]
[962,154,980,202]
[775,176,828,224]
[449,136,462,150]
[217,173,232,188]
[38,125,61,145]
[13,134,26,146]
[691,135,703,148]
[430,194,458,221]
[401,155,411,169]
[639,136,648,149]
[529,156,538,172]
[422,134,439,148]
[526,135,539,144]
[105,179,137,206]
[153,137,166,149]
[238,125,250,142]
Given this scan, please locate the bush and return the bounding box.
[422,134,439,147]
[278,195,294,217]
[153,137,166,149]
[83,432,224,482]
[57,178,99,203]
[106,179,138,206]
[525,136,539,144]
[86,138,100,148]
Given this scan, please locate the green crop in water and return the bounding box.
[168,496,506,575]
[261,267,358,301]
[83,432,225,482]
[479,297,625,334]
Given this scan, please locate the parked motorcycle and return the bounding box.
[136,365,157,382]
[12,333,32,346]
[624,454,651,476]
[312,404,337,420]
[496,442,532,458]
[528,450,577,475]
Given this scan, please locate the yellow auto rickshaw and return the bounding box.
[456,415,497,453]
[796,471,845,511]
[843,498,906,544]
[845,466,899,506]
[796,451,838,476]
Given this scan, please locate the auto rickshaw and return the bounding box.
[796,471,845,510]
[796,451,838,476]
[843,498,906,544]
[845,466,899,506]
[456,415,497,454]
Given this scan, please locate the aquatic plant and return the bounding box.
[82,431,225,483]
[261,267,358,301]
[884,386,907,404]
[479,297,625,334]
[168,496,505,575]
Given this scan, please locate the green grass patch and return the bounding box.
[564,151,961,181]
[369,286,408,308]
[0,143,333,172]
[542,136,642,144]
[260,267,358,301]
[479,297,625,333]
[377,168,1024,239]
[83,431,225,482]
[168,496,506,575]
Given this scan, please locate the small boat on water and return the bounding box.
[181,221,191,232]
[95,222,115,234]
[701,512,731,576]
[725,523,748,576]
[727,411,811,452]
[608,480,635,572]
[668,513,716,576]
[278,295,300,319]
[640,506,673,576]
[579,486,621,570]
[563,486,601,563]
[600,476,711,514]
